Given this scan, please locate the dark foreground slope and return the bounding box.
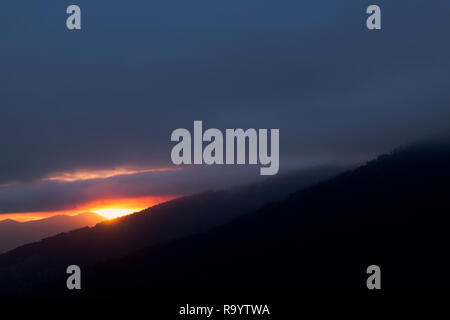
[39,140,450,299]
[0,166,342,298]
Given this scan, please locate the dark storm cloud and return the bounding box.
[1,0,450,187]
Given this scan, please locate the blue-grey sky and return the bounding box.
[1,0,450,216]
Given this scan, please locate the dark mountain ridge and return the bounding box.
[0,165,343,297]
[38,139,450,299]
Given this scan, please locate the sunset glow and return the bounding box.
[0,195,179,222]
[93,208,136,219]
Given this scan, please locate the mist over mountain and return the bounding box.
[0,213,106,254]
[1,138,450,299]
[0,165,343,297]
[35,138,450,299]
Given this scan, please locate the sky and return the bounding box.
[1,0,450,220]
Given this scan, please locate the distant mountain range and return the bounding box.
[0,213,106,254]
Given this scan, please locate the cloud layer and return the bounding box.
[1,1,450,214]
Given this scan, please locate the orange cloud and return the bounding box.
[43,167,178,182]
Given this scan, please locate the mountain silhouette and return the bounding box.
[0,166,343,298]
[2,139,450,298]
[0,213,107,254]
[35,139,450,299]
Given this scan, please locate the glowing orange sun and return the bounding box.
[93,208,137,219]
